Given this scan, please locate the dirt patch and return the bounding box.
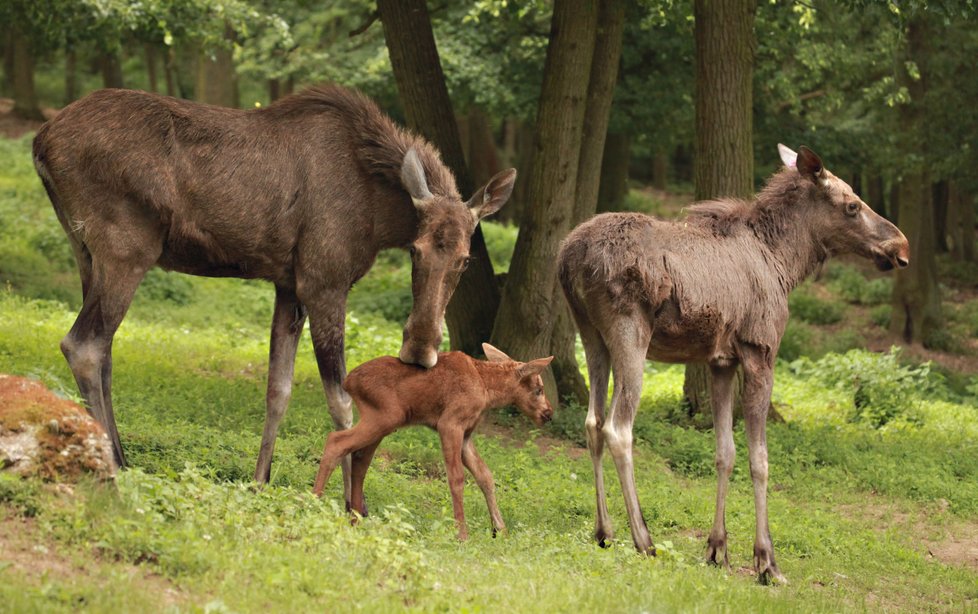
[0,98,58,139]
[477,417,586,461]
[0,511,185,606]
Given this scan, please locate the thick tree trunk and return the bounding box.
[10,29,44,121]
[378,0,501,357]
[196,29,238,107]
[684,0,756,418]
[504,120,536,225]
[64,48,78,105]
[2,32,13,98]
[933,180,949,252]
[145,44,159,92]
[491,0,599,404]
[100,51,125,89]
[596,131,630,212]
[890,17,941,346]
[549,0,626,406]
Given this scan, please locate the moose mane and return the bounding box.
[266,85,460,200]
[685,168,808,246]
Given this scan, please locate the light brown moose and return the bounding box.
[313,344,554,539]
[558,145,910,583]
[32,85,516,499]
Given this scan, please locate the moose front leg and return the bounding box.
[255,286,306,483]
[706,364,737,569]
[741,346,787,585]
[306,288,355,509]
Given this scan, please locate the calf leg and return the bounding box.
[349,441,381,516]
[313,421,386,497]
[255,286,306,483]
[602,317,654,555]
[304,288,356,507]
[741,346,786,585]
[706,364,737,569]
[578,319,613,546]
[439,426,468,540]
[461,436,504,536]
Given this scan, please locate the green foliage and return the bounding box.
[824,262,893,305]
[0,473,40,517]
[788,289,845,325]
[871,304,893,328]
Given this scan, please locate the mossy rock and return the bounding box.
[0,374,116,481]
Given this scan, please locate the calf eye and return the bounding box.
[409,245,418,257]
[845,202,860,217]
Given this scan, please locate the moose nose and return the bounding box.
[398,344,438,369]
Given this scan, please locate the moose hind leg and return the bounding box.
[255,286,306,483]
[602,316,654,555]
[706,364,737,569]
[578,319,613,546]
[62,250,158,468]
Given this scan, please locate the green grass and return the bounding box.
[2,135,978,612]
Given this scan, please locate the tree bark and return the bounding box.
[596,131,630,212]
[164,47,178,97]
[866,172,886,218]
[64,48,78,105]
[100,51,125,89]
[948,182,964,261]
[933,180,949,252]
[961,190,976,263]
[684,0,756,418]
[145,44,159,92]
[890,17,941,346]
[549,0,626,406]
[2,31,13,98]
[466,107,501,190]
[491,0,599,403]
[268,78,281,102]
[378,0,501,357]
[10,29,43,121]
[651,148,669,191]
[196,29,237,107]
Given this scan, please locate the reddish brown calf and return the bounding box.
[312,344,553,539]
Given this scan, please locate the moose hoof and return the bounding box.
[705,535,731,570]
[594,527,614,548]
[754,548,787,585]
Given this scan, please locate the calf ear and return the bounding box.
[468,168,517,223]
[777,143,797,168]
[796,146,825,183]
[401,147,433,205]
[518,356,554,379]
[482,343,513,362]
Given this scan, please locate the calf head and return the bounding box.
[779,144,910,271]
[398,149,516,368]
[482,343,555,426]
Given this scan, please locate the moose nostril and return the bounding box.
[896,256,909,268]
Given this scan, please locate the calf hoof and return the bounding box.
[491,526,507,538]
[594,526,614,548]
[705,534,731,570]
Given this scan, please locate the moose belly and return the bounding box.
[648,303,735,364]
[157,219,291,282]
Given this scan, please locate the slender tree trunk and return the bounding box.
[10,29,44,121]
[164,47,178,97]
[889,180,900,226]
[491,0,599,403]
[961,190,976,263]
[195,29,237,107]
[63,48,78,105]
[866,172,886,218]
[145,44,159,92]
[550,0,626,405]
[890,17,941,346]
[948,182,964,261]
[596,131,630,212]
[100,51,125,89]
[378,0,501,357]
[651,148,669,191]
[851,171,863,198]
[684,0,756,418]
[2,31,13,98]
[268,78,281,102]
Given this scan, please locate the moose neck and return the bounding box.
[751,181,829,295]
[474,361,522,409]
[371,188,422,250]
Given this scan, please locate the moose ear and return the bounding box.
[796,146,825,183]
[777,143,797,168]
[467,168,517,223]
[517,355,554,379]
[401,147,433,205]
[482,342,513,363]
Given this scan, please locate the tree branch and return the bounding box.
[348,9,379,38]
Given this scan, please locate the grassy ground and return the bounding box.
[2,134,978,612]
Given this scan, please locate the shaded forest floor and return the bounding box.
[2,130,978,612]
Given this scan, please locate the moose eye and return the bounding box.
[459,256,473,271]
[409,245,418,257]
[845,202,860,217]
[534,388,543,396]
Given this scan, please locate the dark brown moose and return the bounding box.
[312,343,554,540]
[558,145,909,584]
[32,86,516,499]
